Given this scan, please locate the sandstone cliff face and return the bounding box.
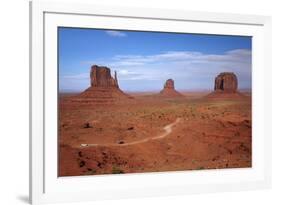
[214,72,238,93]
[159,79,183,98]
[90,65,119,88]
[207,72,245,99]
[164,79,175,89]
[73,65,133,104]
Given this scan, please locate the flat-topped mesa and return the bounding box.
[214,72,238,93]
[207,72,245,99]
[159,79,184,98]
[90,65,119,88]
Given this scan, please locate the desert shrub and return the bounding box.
[83,122,93,128]
[112,165,124,174]
[83,168,96,175]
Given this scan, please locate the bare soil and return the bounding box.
[59,92,252,176]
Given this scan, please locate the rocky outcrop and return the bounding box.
[214,72,237,93]
[159,79,183,98]
[207,72,245,99]
[73,65,133,104]
[164,79,175,89]
[90,65,119,88]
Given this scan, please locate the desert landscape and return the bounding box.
[59,65,251,176]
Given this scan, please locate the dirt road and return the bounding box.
[80,118,182,147]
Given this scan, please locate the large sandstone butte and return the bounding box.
[90,65,119,88]
[214,72,238,93]
[207,72,244,99]
[159,79,184,98]
[74,65,133,104]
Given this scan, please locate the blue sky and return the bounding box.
[59,27,252,92]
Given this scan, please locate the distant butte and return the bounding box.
[214,72,238,93]
[207,72,245,99]
[74,65,133,104]
[159,79,184,98]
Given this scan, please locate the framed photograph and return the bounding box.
[30,1,271,204]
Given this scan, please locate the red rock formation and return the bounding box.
[90,65,119,88]
[159,79,184,98]
[164,79,175,89]
[214,72,238,93]
[207,72,245,99]
[73,65,133,104]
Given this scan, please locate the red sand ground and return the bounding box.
[59,92,251,176]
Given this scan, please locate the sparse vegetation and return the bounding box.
[59,92,252,176]
[112,165,124,174]
[83,122,93,128]
[83,168,96,175]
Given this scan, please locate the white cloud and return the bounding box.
[61,49,252,91]
[97,49,251,67]
[105,31,127,37]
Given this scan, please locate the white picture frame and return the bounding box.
[30,1,272,204]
